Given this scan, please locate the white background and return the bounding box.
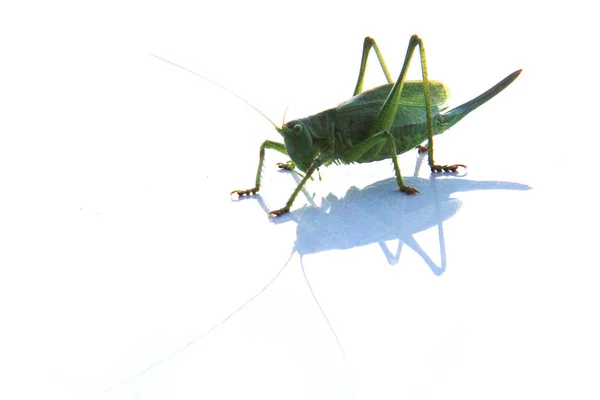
[1,1,599,399]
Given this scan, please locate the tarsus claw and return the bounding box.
[416,145,428,154]
[277,162,293,171]
[430,164,467,173]
[231,187,259,197]
[400,186,419,195]
[268,207,290,217]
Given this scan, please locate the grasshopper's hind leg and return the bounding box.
[366,35,465,176]
[231,140,287,197]
[415,145,466,172]
[353,37,394,96]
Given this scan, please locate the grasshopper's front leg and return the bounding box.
[231,140,288,197]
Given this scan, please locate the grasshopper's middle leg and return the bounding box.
[231,140,287,197]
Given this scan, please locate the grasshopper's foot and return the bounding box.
[400,185,419,195]
[277,161,310,179]
[268,207,290,217]
[231,187,259,197]
[277,161,295,171]
[430,164,467,173]
[416,145,428,154]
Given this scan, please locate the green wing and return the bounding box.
[338,81,450,111]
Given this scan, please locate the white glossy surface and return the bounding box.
[1,1,599,399]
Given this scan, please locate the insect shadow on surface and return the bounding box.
[100,163,530,397]
[153,35,521,217]
[263,153,531,275]
[101,169,530,394]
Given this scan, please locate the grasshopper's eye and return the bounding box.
[293,124,303,133]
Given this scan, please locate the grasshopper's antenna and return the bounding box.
[282,104,290,127]
[100,250,296,395]
[299,255,351,374]
[151,54,281,131]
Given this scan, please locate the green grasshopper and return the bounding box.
[156,35,521,217]
[229,35,521,216]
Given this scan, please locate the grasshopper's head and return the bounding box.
[279,119,318,172]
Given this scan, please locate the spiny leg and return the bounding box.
[367,35,421,138]
[411,39,465,173]
[353,35,424,194]
[353,37,393,96]
[269,157,322,217]
[231,140,287,197]
[365,35,464,175]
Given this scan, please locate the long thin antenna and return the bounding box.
[101,251,296,394]
[151,54,280,131]
[299,256,353,379]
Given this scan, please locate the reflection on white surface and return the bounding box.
[268,172,530,274]
[101,169,532,397]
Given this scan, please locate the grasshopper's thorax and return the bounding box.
[280,110,335,172]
